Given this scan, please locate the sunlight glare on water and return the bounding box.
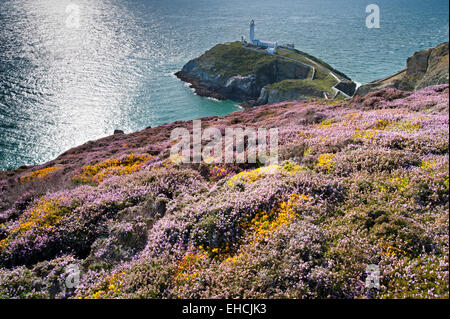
[0,0,448,170]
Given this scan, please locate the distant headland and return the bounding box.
[356,41,449,95]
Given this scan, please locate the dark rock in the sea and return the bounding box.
[114,130,125,135]
[356,42,449,95]
[175,71,228,100]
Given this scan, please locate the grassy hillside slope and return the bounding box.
[0,85,448,299]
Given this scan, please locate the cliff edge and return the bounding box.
[356,42,449,95]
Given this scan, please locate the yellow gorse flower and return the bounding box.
[420,160,437,172]
[241,193,311,245]
[19,166,63,184]
[316,153,335,171]
[226,162,303,187]
[72,154,151,185]
[379,239,408,257]
[353,129,380,143]
[390,176,409,192]
[173,249,207,282]
[353,119,422,144]
[0,197,66,250]
[85,272,124,299]
[171,193,311,286]
[317,119,334,129]
[391,120,422,132]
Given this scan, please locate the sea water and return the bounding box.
[0,0,448,170]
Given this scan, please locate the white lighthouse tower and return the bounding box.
[249,20,255,44]
[244,20,286,52]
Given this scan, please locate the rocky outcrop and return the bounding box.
[176,41,354,104]
[356,42,449,95]
[415,42,449,89]
[257,83,324,105]
[176,50,311,101]
[334,80,357,97]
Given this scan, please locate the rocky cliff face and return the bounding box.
[356,42,449,95]
[177,54,311,101]
[257,80,326,105]
[257,86,322,105]
[176,42,354,105]
[256,78,357,105]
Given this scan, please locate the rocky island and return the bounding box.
[176,41,356,106]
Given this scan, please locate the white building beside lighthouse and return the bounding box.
[248,20,278,48]
[242,20,294,53]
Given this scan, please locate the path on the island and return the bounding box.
[243,45,351,99]
[243,46,316,80]
[278,48,350,99]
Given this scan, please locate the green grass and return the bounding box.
[277,49,327,78]
[334,92,347,100]
[197,42,336,80]
[277,48,350,81]
[196,42,342,96]
[266,74,338,94]
[198,42,278,78]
